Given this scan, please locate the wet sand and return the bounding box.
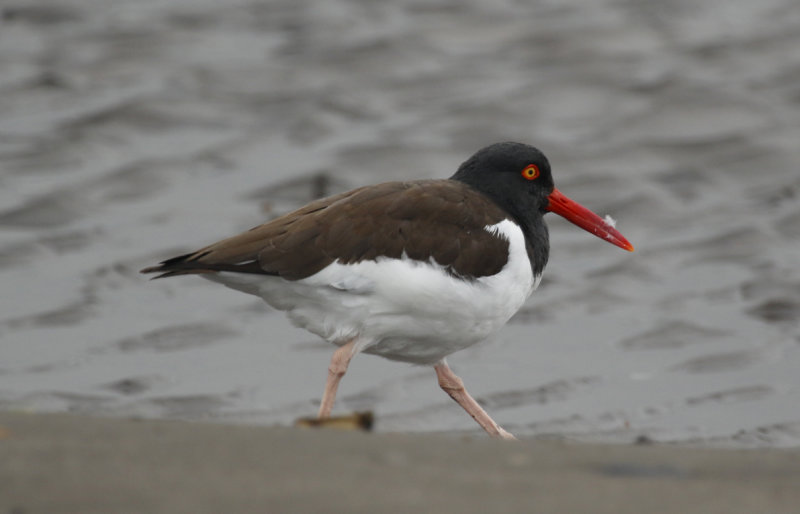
[1,0,800,447]
[2,410,799,514]
[3,2,798,509]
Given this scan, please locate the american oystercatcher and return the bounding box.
[141,142,633,439]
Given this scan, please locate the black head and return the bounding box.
[450,141,635,255]
[450,142,555,220]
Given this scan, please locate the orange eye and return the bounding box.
[521,164,540,180]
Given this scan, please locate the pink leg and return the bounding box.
[434,360,516,440]
[318,339,357,419]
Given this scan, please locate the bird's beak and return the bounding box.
[546,188,634,252]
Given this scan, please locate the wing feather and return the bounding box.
[141,180,513,281]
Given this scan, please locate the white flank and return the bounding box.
[207,219,537,364]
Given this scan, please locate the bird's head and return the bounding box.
[451,142,634,252]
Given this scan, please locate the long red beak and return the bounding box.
[546,188,634,252]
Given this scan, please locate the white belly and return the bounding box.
[207,219,539,364]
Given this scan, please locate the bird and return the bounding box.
[141,142,634,440]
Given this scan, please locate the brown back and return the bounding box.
[142,180,513,281]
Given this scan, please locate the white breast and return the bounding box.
[208,219,538,364]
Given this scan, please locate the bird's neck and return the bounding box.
[496,207,550,278]
[449,175,550,277]
[518,211,550,278]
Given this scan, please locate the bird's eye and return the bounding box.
[521,164,540,180]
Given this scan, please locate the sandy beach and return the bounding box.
[2,410,799,514]
[1,2,800,510]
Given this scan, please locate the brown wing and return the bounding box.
[141,180,513,281]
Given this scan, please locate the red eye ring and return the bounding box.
[521,164,540,180]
